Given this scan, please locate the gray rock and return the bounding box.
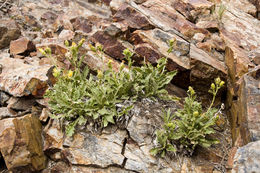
[0,91,10,106]
[0,18,21,49]
[232,140,260,173]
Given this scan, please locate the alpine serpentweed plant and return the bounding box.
[151,78,225,157]
[40,40,177,136]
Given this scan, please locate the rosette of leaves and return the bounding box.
[151,78,225,157]
[42,41,177,136]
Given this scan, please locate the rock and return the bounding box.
[0,57,51,97]
[9,37,36,56]
[220,0,260,54]
[62,129,127,167]
[70,17,93,34]
[39,108,50,123]
[130,28,190,87]
[193,33,206,42]
[7,97,36,111]
[130,0,210,39]
[0,18,21,49]
[0,107,17,120]
[232,140,260,173]
[113,4,154,30]
[189,44,227,95]
[58,30,75,41]
[84,49,123,72]
[0,91,10,106]
[236,66,260,143]
[43,119,64,153]
[41,11,58,24]
[90,31,127,60]
[104,24,122,37]
[0,114,46,172]
[172,0,214,22]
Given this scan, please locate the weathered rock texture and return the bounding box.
[0,114,46,172]
[0,0,259,172]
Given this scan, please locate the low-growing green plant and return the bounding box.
[41,40,177,136]
[151,78,225,157]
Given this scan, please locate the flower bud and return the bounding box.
[38,48,46,56]
[215,77,221,85]
[193,111,199,117]
[45,47,51,54]
[120,61,125,71]
[64,40,70,47]
[211,83,216,90]
[78,38,85,47]
[220,81,225,87]
[89,44,96,52]
[107,59,113,69]
[188,86,195,95]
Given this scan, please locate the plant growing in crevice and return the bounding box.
[151,78,225,157]
[41,40,177,136]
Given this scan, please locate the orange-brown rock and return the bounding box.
[10,37,36,56]
[0,114,46,172]
[0,57,51,97]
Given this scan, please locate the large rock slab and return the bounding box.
[62,129,127,167]
[0,57,51,97]
[0,114,46,172]
[129,0,210,39]
[237,66,260,143]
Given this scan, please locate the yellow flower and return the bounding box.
[67,70,73,78]
[38,48,46,55]
[97,70,103,79]
[52,68,60,77]
[72,42,77,47]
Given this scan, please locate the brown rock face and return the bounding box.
[0,114,46,172]
[0,57,51,97]
[0,19,21,49]
[10,37,36,56]
[70,17,93,33]
[91,31,127,60]
[236,66,260,143]
[172,0,214,22]
[113,4,154,29]
[132,0,210,39]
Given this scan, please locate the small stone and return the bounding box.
[39,108,50,123]
[58,30,75,41]
[0,107,17,120]
[0,91,10,106]
[10,37,36,56]
[193,33,206,42]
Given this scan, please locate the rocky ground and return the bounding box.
[0,0,259,172]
